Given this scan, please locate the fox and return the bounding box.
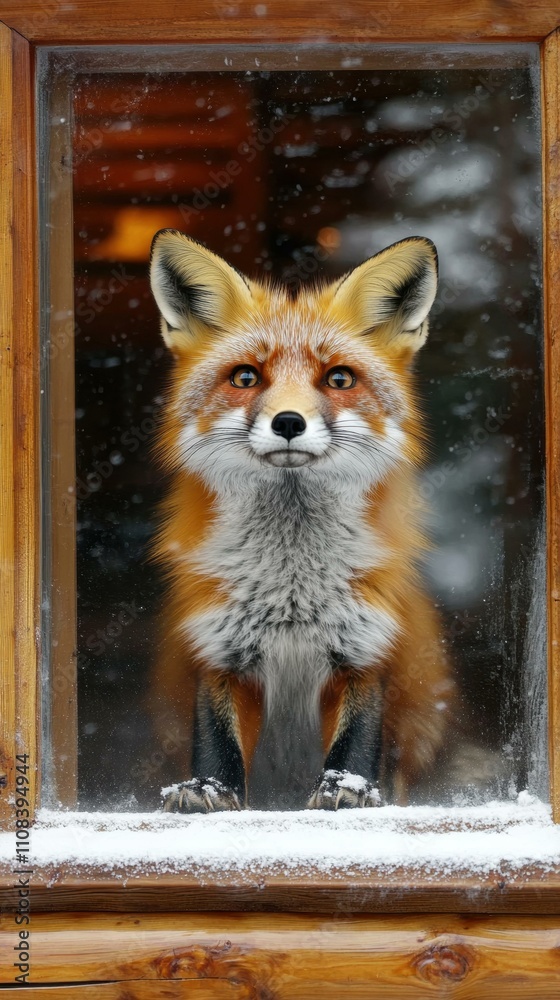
[148,228,454,812]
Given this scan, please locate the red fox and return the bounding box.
[148,229,454,812]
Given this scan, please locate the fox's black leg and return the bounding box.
[162,672,258,813]
[324,680,383,778]
[308,673,384,809]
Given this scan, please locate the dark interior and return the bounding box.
[71,65,545,809]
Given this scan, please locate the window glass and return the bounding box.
[40,46,545,811]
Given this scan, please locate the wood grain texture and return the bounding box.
[0,985,243,998]
[0,0,559,44]
[12,28,39,828]
[0,25,38,826]
[543,30,560,822]
[0,0,558,937]
[2,913,560,996]
[3,867,560,914]
[0,23,17,825]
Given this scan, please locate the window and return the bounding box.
[41,45,547,816]
[1,8,560,921]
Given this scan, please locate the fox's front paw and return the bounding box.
[307,769,382,810]
[161,777,242,813]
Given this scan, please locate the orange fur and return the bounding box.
[229,675,264,773]
[148,230,453,806]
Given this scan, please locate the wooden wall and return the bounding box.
[2,912,560,997]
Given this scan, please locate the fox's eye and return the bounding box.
[231,366,260,388]
[325,367,356,390]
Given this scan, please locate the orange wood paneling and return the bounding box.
[2,913,560,997]
[0,19,17,827]
[3,866,560,914]
[0,984,242,998]
[0,0,559,44]
[0,24,39,826]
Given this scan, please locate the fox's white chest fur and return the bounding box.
[185,474,399,719]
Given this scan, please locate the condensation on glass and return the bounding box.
[37,43,546,811]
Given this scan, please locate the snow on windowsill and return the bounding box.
[1,792,559,878]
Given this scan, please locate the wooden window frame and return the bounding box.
[1,1,560,919]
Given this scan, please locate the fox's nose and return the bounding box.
[271,411,307,442]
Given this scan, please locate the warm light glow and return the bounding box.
[89,206,181,261]
[316,226,341,251]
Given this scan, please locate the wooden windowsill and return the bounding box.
[3,866,560,914]
[1,801,560,913]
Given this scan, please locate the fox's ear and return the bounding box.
[331,237,438,354]
[150,229,253,349]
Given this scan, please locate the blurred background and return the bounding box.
[67,62,545,809]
